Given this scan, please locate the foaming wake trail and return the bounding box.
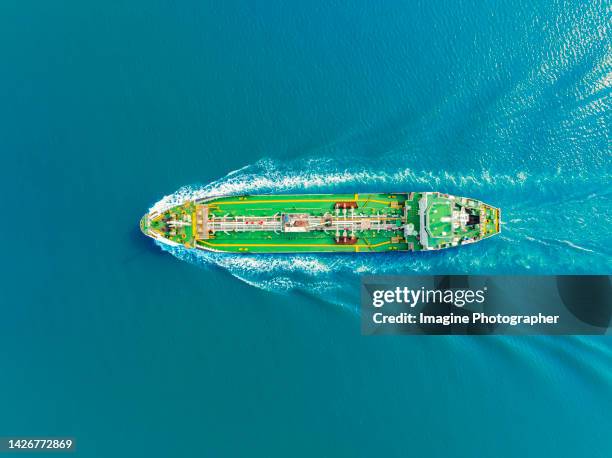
[150,158,612,309]
[149,157,536,213]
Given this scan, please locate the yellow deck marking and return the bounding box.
[198,240,391,249]
[191,212,197,239]
[215,197,391,206]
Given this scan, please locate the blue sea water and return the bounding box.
[1,0,611,457]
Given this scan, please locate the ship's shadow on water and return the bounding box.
[122,224,164,265]
[156,243,500,310]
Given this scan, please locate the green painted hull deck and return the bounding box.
[140,192,501,253]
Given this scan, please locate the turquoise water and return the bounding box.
[1,1,611,456]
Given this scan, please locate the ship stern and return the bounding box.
[481,203,501,238]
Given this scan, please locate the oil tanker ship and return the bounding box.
[140,192,500,253]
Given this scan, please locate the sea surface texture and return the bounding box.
[1,1,611,457]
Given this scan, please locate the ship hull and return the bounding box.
[141,192,501,253]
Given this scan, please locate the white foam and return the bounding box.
[148,158,610,305]
[559,240,595,253]
[150,158,575,218]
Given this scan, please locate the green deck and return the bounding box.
[141,192,500,254]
